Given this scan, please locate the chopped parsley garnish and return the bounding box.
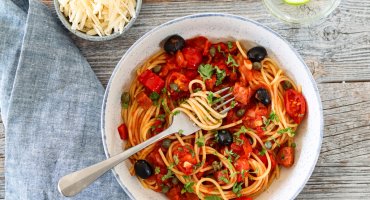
[157,114,166,121]
[207,92,215,104]
[230,171,238,178]
[198,64,214,80]
[226,54,239,67]
[230,100,236,108]
[241,169,247,179]
[227,41,233,49]
[259,148,267,156]
[205,196,222,200]
[215,66,226,86]
[217,45,222,53]
[155,167,160,175]
[178,129,184,135]
[161,87,167,94]
[193,88,202,93]
[161,169,173,181]
[173,155,179,165]
[181,182,194,194]
[185,145,195,157]
[219,176,230,184]
[195,136,205,147]
[292,142,297,148]
[149,92,160,101]
[277,127,295,136]
[209,47,216,57]
[226,149,239,162]
[172,110,180,116]
[234,126,247,137]
[232,182,243,197]
[263,111,279,126]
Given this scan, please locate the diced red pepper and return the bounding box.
[182,47,202,69]
[138,70,165,93]
[205,75,217,91]
[136,92,152,109]
[117,123,128,140]
[233,82,252,105]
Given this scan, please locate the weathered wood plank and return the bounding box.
[46,0,370,86]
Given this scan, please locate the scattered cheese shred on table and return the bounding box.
[58,0,136,36]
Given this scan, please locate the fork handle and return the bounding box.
[58,127,175,197]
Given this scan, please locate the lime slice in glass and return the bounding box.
[283,0,310,5]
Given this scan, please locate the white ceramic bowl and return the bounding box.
[101,13,323,200]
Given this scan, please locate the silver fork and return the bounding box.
[58,87,235,197]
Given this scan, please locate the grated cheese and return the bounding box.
[58,0,136,37]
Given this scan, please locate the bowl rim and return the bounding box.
[53,0,142,41]
[101,13,324,199]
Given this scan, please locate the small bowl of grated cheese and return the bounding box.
[54,0,141,41]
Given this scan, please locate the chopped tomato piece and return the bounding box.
[242,103,268,129]
[136,92,152,109]
[277,147,295,167]
[284,89,306,124]
[182,47,202,69]
[253,149,277,169]
[185,36,209,52]
[151,119,164,134]
[205,75,217,91]
[175,50,185,67]
[214,170,230,185]
[165,72,190,99]
[138,70,165,93]
[147,148,166,168]
[235,197,253,200]
[233,82,252,105]
[117,123,128,140]
[173,144,197,175]
[183,69,199,80]
[166,185,181,200]
[238,62,254,85]
[234,158,250,182]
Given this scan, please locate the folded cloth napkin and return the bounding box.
[0,0,130,199]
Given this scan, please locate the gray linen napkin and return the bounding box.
[0,0,130,199]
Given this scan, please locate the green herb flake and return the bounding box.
[259,148,267,156]
[209,47,216,57]
[157,114,166,122]
[205,196,222,200]
[234,126,247,137]
[207,92,215,104]
[173,155,179,165]
[161,87,167,94]
[193,88,202,93]
[277,127,295,136]
[178,129,184,135]
[172,110,180,116]
[215,66,226,86]
[217,45,222,53]
[231,100,236,108]
[161,169,173,181]
[219,176,230,184]
[196,136,205,147]
[198,64,214,81]
[155,167,160,175]
[292,142,297,148]
[149,92,160,101]
[227,41,233,49]
[232,182,243,197]
[181,182,194,194]
[226,54,239,67]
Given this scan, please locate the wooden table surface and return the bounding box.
[1,0,370,199]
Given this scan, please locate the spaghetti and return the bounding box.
[117,35,307,200]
